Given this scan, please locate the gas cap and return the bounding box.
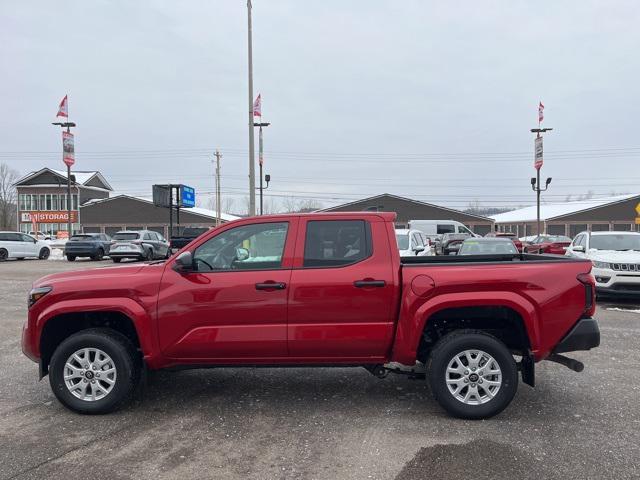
[411,274,436,297]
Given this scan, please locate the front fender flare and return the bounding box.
[37,297,159,367]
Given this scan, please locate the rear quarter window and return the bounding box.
[303,220,372,268]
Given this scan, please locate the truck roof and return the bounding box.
[229,211,397,222]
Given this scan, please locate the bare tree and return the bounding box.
[0,163,19,230]
[279,196,323,213]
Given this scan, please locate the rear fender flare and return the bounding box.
[392,291,539,365]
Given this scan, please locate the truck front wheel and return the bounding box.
[48,328,140,414]
[427,331,518,419]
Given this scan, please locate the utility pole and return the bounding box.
[214,150,222,226]
[530,127,553,236]
[254,121,270,214]
[247,0,256,216]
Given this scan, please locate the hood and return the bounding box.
[34,263,149,288]
[588,249,640,263]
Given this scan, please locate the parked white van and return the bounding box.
[0,232,51,261]
[408,220,477,238]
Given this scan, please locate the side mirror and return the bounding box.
[413,245,425,255]
[236,247,250,261]
[172,251,194,273]
[572,245,585,253]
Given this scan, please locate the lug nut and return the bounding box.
[479,379,483,384]
[96,373,100,378]
[464,378,469,383]
[92,366,96,370]
[471,367,476,372]
[464,370,469,375]
[83,379,87,383]
[91,380,95,384]
[471,383,476,387]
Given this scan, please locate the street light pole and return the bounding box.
[247,0,256,216]
[254,121,270,214]
[52,121,76,237]
[530,127,553,236]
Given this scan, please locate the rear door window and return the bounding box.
[303,220,371,268]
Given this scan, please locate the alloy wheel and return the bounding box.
[445,349,502,405]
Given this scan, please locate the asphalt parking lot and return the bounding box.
[1,259,639,480]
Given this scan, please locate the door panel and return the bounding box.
[287,219,396,359]
[158,269,291,359]
[157,219,297,361]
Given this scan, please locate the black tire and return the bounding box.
[0,248,7,261]
[112,257,122,263]
[39,247,50,260]
[145,248,153,261]
[165,249,171,259]
[92,248,104,261]
[427,331,518,419]
[48,328,140,414]
[66,255,76,262]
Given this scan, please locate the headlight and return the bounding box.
[592,261,611,269]
[28,286,52,308]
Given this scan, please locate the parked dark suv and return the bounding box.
[64,233,112,261]
[109,230,170,263]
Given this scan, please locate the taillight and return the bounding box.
[577,272,596,316]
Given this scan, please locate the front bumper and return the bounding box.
[593,266,640,296]
[553,317,600,354]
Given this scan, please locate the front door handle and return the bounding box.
[255,282,286,291]
[353,280,386,288]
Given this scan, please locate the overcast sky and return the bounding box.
[2,1,640,213]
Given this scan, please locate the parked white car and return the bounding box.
[395,229,432,256]
[565,231,640,296]
[0,232,51,261]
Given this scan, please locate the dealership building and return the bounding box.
[320,193,495,235]
[491,194,640,238]
[13,167,237,238]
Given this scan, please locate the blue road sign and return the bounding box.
[180,185,196,208]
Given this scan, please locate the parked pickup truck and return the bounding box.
[169,226,210,251]
[22,212,600,419]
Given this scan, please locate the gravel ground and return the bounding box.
[1,259,639,480]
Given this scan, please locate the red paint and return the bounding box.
[22,212,596,371]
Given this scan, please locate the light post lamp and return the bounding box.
[254,121,270,215]
[530,126,553,236]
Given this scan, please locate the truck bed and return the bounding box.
[401,253,583,265]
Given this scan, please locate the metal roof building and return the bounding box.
[320,193,495,235]
[491,194,640,238]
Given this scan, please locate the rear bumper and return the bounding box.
[553,317,600,354]
[64,247,100,256]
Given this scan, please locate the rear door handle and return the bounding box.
[255,282,286,291]
[353,280,386,288]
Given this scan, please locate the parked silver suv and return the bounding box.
[109,230,170,263]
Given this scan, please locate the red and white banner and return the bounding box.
[538,101,544,124]
[57,95,68,118]
[534,136,543,170]
[62,131,75,167]
[253,94,262,117]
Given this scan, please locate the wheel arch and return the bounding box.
[392,292,539,365]
[37,300,155,376]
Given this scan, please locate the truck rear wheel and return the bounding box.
[427,331,518,419]
[48,328,140,414]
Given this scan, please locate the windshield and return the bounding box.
[459,240,518,255]
[396,234,409,250]
[590,234,640,251]
[113,232,140,241]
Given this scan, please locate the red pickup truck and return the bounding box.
[22,212,599,419]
